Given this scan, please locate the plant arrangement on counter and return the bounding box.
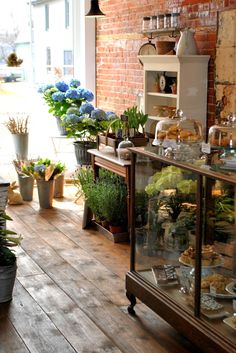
[143,165,197,251]
[0,210,22,302]
[97,105,149,154]
[74,167,128,233]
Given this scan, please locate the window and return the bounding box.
[65,0,70,28]
[63,50,73,75]
[46,47,51,74]
[45,4,49,31]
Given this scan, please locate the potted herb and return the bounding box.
[0,211,22,303]
[4,113,29,160]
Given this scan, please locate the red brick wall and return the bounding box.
[96,0,236,128]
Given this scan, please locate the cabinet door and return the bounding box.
[134,154,198,314]
[199,176,236,346]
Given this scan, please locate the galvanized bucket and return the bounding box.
[0,262,17,303]
[36,179,55,208]
[18,174,34,201]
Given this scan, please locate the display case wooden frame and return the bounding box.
[126,147,236,353]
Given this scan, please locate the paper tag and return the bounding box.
[201,142,211,154]
[178,266,191,292]
[233,300,236,311]
[210,285,217,295]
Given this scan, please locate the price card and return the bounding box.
[201,142,211,154]
[178,266,192,293]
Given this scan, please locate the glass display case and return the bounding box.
[126,147,236,353]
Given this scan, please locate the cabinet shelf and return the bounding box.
[147,91,177,99]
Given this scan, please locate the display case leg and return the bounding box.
[126,291,136,315]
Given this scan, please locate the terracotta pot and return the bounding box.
[109,225,124,234]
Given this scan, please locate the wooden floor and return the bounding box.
[0,185,203,353]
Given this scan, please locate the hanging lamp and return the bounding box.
[85,0,105,17]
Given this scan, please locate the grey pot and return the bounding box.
[12,133,28,160]
[36,179,55,208]
[0,262,17,303]
[18,174,34,201]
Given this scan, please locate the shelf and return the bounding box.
[147,92,177,98]
[142,28,180,39]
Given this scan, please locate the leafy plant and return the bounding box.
[124,105,148,135]
[0,211,22,266]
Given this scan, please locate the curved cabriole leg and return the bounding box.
[126,291,136,315]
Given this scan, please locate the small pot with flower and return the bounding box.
[32,158,65,208]
[13,160,35,201]
[38,78,95,136]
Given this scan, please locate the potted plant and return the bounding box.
[4,113,29,160]
[97,106,149,155]
[32,158,65,208]
[13,159,35,201]
[0,210,22,303]
[38,78,94,136]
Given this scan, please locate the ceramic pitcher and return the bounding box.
[176,28,198,56]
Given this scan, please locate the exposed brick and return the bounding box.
[96,0,236,125]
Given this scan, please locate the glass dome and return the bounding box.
[208,113,236,148]
[152,109,203,146]
[117,138,134,160]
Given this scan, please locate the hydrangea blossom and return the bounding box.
[79,103,94,115]
[55,81,69,92]
[91,108,106,121]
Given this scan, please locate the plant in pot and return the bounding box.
[98,106,149,154]
[32,158,65,208]
[63,106,117,166]
[4,113,29,160]
[13,159,35,201]
[0,210,22,303]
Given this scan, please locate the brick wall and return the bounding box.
[96,0,236,128]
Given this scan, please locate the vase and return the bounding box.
[73,141,97,166]
[56,116,68,136]
[18,174,34,201]
[36,179,55,208]
[54,174,64,198]
[12,133,28,160]
[0,262,17,303]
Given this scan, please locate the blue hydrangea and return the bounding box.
[69,78,80,87]
[106,111,117,120]
[91,108,106,121]
[79,103,94,115]
[65,89,80,99]
[52,92,65,102]
[38,84,54,93]
[64,114,83,124]
[34,164,46,173]
[55,81,69,92]
[80,88,94,102]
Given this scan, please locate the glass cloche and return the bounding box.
[208,113,236,148]
[152,109,203,146]
[117,138,134,160]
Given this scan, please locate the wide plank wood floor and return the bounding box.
[0,185,204,353]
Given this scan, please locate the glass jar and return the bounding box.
[171,12,180,28]
[142,16,151,31]
[150,15,157,30]
[164,13,171,28]
[157,14,164,29]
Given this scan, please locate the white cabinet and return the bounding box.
[139,55,210,128]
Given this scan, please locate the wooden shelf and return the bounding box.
[147,92,177,98]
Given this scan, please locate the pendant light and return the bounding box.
[85,0,105,17]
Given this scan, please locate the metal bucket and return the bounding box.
[12,133,28,160]
[0,262,17,303]
[18,174,34,201]
[36,179,55,208]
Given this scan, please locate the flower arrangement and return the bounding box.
[63,107,118,141]
[4,113,29,134]
[13,158,65,181]
[38,78,117,141]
